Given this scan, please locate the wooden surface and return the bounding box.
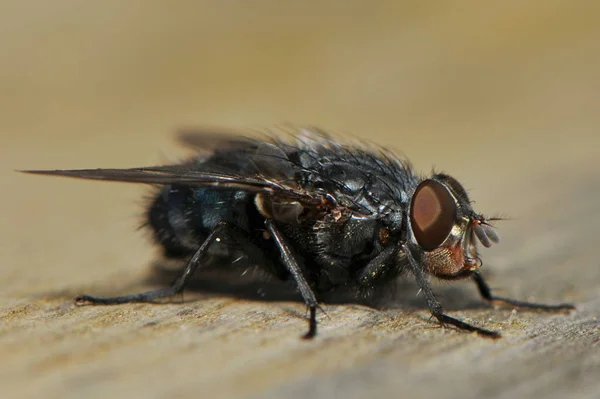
[1,2,599,398]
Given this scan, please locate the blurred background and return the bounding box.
[1,1,599,398]
[2,0,598,289]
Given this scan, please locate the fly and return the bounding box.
[22,128,574,338]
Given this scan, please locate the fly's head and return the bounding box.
[408,173,500,279]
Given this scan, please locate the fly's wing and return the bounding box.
[21,132,378,218]
[21,164,318,204]
[176,127,257,155]
[176,128,292,175]
[176,129,307,185]
[21,134,322,208]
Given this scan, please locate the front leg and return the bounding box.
[402,244,501,338]
[357,244,399,286]
[472,272,575,311]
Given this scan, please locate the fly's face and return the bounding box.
[408,174,500,279]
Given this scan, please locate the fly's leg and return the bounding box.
[472,272,575,311]
[402,244,501,339]
[76,221,255,305]
[357,244,398,286]
[264,219,320,339]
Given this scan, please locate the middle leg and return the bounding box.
[264,219,321,339]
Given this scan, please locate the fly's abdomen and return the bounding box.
[147,185,256,258]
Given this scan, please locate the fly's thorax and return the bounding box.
[407,174,500,279]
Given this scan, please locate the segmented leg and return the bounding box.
[76,221,263,305]
[472,272,575,311]
[356,244,399,286]
[264,219,320,339]
[402,244,501,338]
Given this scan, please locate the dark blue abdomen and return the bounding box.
[147,184,260,258]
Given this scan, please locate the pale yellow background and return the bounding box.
[1,2,599,399]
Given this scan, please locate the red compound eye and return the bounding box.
[410,180,456,250]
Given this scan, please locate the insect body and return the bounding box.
[23,129,574,338]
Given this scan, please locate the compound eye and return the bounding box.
[410,180,457,250]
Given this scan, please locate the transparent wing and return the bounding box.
[21,165,319,204]
[176,126,256,154]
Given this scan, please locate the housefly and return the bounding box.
[22,128,574,338]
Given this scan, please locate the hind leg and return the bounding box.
[76,221,271,304]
